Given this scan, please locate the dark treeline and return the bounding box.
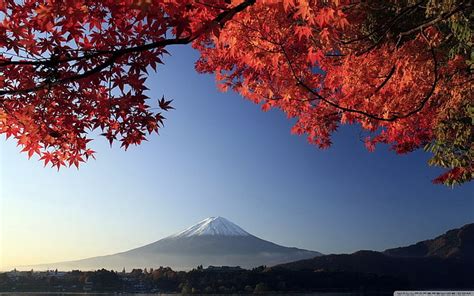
[1,266,410,294]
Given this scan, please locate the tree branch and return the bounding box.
[397,3,467,40]
[341,1,423,45]
[0,0,256,96]
[279,45,438,122]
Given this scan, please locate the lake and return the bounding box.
[0,293,393,296]
[0,293,391,296]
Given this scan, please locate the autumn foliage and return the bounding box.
[0,0,472,185]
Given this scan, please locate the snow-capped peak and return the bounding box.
[170,216,250,238]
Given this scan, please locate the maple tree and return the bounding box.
[0,0,472,185]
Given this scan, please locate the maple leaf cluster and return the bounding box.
[193,0,473,186]
[0,0,472,185]
[0,0,250,168]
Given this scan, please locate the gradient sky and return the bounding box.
[1,46,473,271]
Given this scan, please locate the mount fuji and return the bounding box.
[28,216,322,271]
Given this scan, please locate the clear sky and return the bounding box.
[0,46,473,271]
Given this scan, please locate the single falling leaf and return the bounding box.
[158,96,174,111]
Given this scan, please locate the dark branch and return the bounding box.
[0,0,256,96]
[397,4,467,40]
[340,1,423,45]
[374,65,396,93]
[279,45,438,122]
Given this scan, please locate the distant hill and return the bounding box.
[25,217,321,271]
[275,223,474,289]
[384,223,474,261]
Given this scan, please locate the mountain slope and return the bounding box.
[383,223,474,261]
[169,216,250,237]
[274,223,474,288]
[27,217,321,271]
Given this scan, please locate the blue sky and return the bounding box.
[1,46,473,269]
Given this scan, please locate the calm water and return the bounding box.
[0,293,389,296]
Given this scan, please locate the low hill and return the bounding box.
[384,223,474,261]
[275,223,474,289]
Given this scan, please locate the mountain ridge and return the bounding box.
[169,216,250,238]
[383,223,474,261]
[273,223,474,287]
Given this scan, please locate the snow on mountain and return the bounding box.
[24,216,322,271]
[169,216,250,238]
